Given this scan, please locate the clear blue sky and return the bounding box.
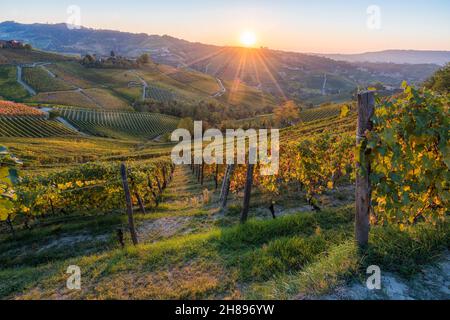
[1,0,449,53]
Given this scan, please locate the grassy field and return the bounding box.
[158,64,220,95]
[0,109,447,300]
[219,79,278,112]
[27,91,99,109]
[0,48,447,301]
[0,49,279,114]
[1,136,175,168]
[0,165,447,300]
[0,65,28,100]
[0,48,72,65]
[83,88,132,111]
[46,63,96,89]
[22,67,74,92]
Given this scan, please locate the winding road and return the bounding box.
[213,78,226,97]
[16,65,36,96]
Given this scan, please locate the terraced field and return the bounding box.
[219,79,278,111]
[0,100,44,116]
[158,65,220,95]
[28,90,99,109]
[234,103,352,129]
[22,66,74,92]
[57,107,180,140]
[0,116,78,137]
[299,103,347,122]
[145,85,175,102]
[0,48,71,65]
[83,88,132,110]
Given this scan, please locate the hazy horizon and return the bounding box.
[1,0,450,54]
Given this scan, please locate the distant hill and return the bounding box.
[319,50,450,66]
[0,21,442,104]
[0,21,215,65]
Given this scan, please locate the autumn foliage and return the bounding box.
[0,100,44,117]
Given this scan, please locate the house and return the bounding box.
[0,40,25,49]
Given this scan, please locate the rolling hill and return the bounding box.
[0,21,442,105]
[0,46,278,113]
[319,50,450,66]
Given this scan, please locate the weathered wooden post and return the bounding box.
[117,228,125,248]
[219,165,229,202]
[269,202,276,220]
[221,164,235,209]
[162,167,167,189]
[200,163,205,186]
[135,191,146,214]
[129,173,146,215]
[240,163,255,224]
[214,164,219,190]
[355,91,375,248]
[121,163,139,246]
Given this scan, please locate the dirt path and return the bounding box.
[133,71,148,101]
[212,78,226,97]
[137,166,219,243]
[39,64,56,78]
[55,117,89,136]
[16,65,36,96]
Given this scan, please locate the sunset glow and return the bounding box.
[240,31,257,47]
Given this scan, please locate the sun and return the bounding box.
[240,31,257,47]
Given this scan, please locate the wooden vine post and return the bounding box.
[220,164,235,209]
[200,163,205,186]
[121,163,139,246]
[355,91,375,248]
[129,173,146,215]
[219,165,229,201]
[214,164,219,190]
[240,162,255,224]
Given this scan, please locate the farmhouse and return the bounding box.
[0,40,25,49]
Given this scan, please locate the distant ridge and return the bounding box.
[0,21,442,103]
[1,21,449,66]
[318,50,450,66]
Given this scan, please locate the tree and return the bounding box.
[425,63,450,94]
[368,82,385,91]
[82,54,95,65]
[110,50,116,58]
[274,100,300,127]
[138,53,151,65]
[177,117,194,135]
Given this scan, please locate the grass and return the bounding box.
[82,88,132,110]
[2,137,145,169]
[246,222,450,299]
[0,49,72,65]
[28,91,99,109]
[0,65,28,100]
[219,79,278,111]
[46,63,95,89]
[22,67,73,92]
[1,183,446,300]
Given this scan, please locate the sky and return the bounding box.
[1,0,449,53]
